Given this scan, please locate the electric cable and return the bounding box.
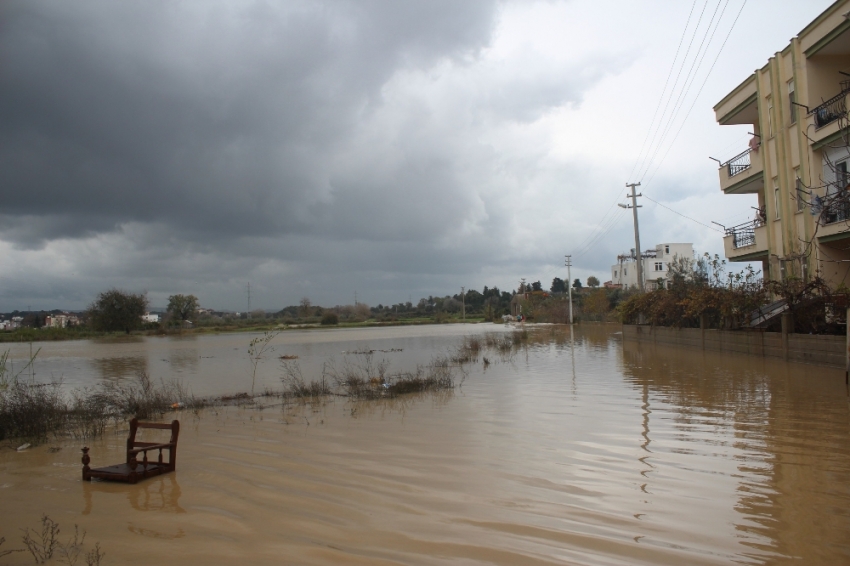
[642,0,748,186]
[638,0,729,182]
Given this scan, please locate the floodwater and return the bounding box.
[1,324,849,565]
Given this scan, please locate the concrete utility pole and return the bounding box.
[565,255,574,325]
[461,287,465,321]
[620,183,644,292]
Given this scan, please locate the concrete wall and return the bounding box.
[623,324,845,368]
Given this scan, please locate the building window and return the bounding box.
[796,171,804,212]
[774,184,781,219]
[614,270,618,277]
[838,161,849,190]
[665,245,670,254]
[624,268,627,276]
[654,262,663,271]
[788,80,796,125]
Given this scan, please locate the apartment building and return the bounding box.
[713,0,850,289]
[611,242,694,290]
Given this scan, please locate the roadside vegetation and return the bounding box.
[617,253,845,334]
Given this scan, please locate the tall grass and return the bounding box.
[0,372,202,444]
[278,352,463,402]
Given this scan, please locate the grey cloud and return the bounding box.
[0,0,631,310]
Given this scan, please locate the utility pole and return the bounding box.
[246,282,251,318]
[620,183,644,292]
[565,255,573,325]
[354,290,358,306]
[461,287,465,321]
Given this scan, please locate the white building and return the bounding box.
[611,243,694,290]
[141,313,160,323]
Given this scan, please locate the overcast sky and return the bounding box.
[0,0,835,311]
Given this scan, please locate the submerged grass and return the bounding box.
[278,352,463,402]
[2,514,105,565]
[0,328,559,443]
[0,372,206,444]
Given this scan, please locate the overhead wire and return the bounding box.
[569,192,627,258]
[626,0,700,183]
[567,0,748,272]
[637,0,729,182]
[642,194,723,232]
[642,0,748,186]
[631,0,712,182]
[571,1,702,261]
[573,205,629,259]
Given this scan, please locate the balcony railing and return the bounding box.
[821,197,850,225]
[810,88,848,129]
[722,148,751,178]
[725,220,759,249]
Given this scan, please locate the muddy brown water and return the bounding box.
[1,324,849,565]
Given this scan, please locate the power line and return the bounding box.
[575,2,702,261]
[642,0,748,187]
[573,206,629,259]
[643,193,723,232]
[632,0,712,182]
[638,0,729,182]
[627,0,700,182]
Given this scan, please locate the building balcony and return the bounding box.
[817,198,850,244]
[807,82,849,148]
[718,147,764,194]
[723,220,768,262]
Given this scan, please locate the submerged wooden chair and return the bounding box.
[82,418,180,484]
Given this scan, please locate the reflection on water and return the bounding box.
[90,356,148,382]
[1,324,849,565]
[83,474,185,515]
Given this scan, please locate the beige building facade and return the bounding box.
[713,0,850,289]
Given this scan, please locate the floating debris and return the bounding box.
[342,348,403,355]
[279,354,299,360]
[17,443,31,452]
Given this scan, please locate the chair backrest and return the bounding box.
[127,418,180,445]
[126,418,180,466]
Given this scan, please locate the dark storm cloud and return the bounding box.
[0,0,500,246]
[0,0,633,310]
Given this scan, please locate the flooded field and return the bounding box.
[1,324,849,565]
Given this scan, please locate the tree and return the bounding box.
[572,279,583,290]
[583,288,610,317]
[299,297,312,318]
[550,277,566,294]
[167,294,198,323]
[531,281,543,292]
[88,289,148,334]
[587,276,600,288]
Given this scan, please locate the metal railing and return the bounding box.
[725,220,757,249]
[810,89,848,129]
[722,148,752,178]
[822,197,850,225]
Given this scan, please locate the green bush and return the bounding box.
[320,312,339,325]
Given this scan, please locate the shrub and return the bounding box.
[321,312,339,325]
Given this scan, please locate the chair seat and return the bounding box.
[86,462,170,483]
[82,419,180,484]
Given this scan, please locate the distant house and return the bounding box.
[611,243,694,290]
[141,313,160,324]
[44,313,79,328]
